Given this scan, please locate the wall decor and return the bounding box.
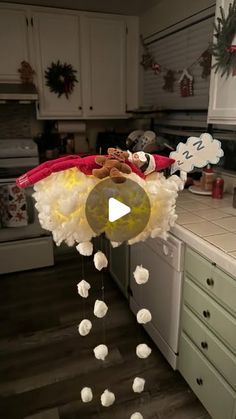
[178,69,194,97]
[45,60,78,98]
[18,61,35,84]
[212,0,236,77]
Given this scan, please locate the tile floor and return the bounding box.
[175,190,236,257]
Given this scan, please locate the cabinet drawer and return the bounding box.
[184,278,236,355]
[185,247,236,316]
[182,305,236,390]
[179,333,235,419]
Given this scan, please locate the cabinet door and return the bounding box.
[81,16,126,117]
[32,11,82,118]
[0,7,30,82]
[208,0,236,124]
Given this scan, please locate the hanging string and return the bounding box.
[81,255,86,319]
[100,234,107,346]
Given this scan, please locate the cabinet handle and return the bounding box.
[196,378,203,386]
[201,341,208,349]
[89,106,93,110]
[206,277,214,286]
[31,17,33,27]
[26,17,29,26]
[203,309,210,319]
[78,106,82,110]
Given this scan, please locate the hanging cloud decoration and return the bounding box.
[170,133,224,174]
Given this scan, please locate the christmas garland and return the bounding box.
[45,60,78,99]
[212,0,236,77]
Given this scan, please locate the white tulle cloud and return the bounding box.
[137,309,152,324]
[81,387,93,403]
[94,300,108,318]
[132,377,145,393]
[136,343,152,359]
[77,279,91,298]
[78,319,92,336]
[101,389,115,407]
[33,169,183,247]
[93,344,108,360]
[76,241,93,256]
[94,251,108,271]
[133,265,149,284]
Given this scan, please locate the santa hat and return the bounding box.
[145,154,175,175]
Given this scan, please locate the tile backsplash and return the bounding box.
[0,103,36,139]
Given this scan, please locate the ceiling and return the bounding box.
[0,0,159,15]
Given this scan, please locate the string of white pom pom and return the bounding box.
[101,389,115,407]
[94,251,108,271]
[94,344,108,360]
[132,377,145,393]
[136,308,152,324]
[81,387,93,402]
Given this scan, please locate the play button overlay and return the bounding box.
[86,178,150,242]
[108,198,131,222]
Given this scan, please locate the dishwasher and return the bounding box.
[129,234,185,369]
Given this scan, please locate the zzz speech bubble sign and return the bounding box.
[170,133,224,174]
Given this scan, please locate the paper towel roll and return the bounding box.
[56,121,86,133]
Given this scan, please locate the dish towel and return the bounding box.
[0,184,28,227]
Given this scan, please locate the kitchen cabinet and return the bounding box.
[208,0,236,125]
[31,10,83,119]
[80,15,127,118]
[0,6,30,82]
[178,246,236,419]
[0,4,139,119]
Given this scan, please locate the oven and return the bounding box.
[0,139,54,274]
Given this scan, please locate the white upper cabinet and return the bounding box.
[31,10,82,118]
[208,0,236,124]
[0,6,30,82]
[80,15,127,117]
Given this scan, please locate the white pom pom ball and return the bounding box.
[133,265,149,284]
[93,344,108,361]
[94,300,108,318]
[77,280,91,298]
[137,308,152,324]
[94,251,108,271]
[130,413,143,419]
[136,343,152,359]
[101,389,115,407]
[78,319,92,336]
[132,377,145,393]
[81,387,93,403]
[76,241,93,256]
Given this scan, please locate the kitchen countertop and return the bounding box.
[170,189,236,278]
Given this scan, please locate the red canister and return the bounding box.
[212,177,224,199]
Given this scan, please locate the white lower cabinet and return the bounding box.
[178,247,236,419]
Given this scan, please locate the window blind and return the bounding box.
[143,15,214,110]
